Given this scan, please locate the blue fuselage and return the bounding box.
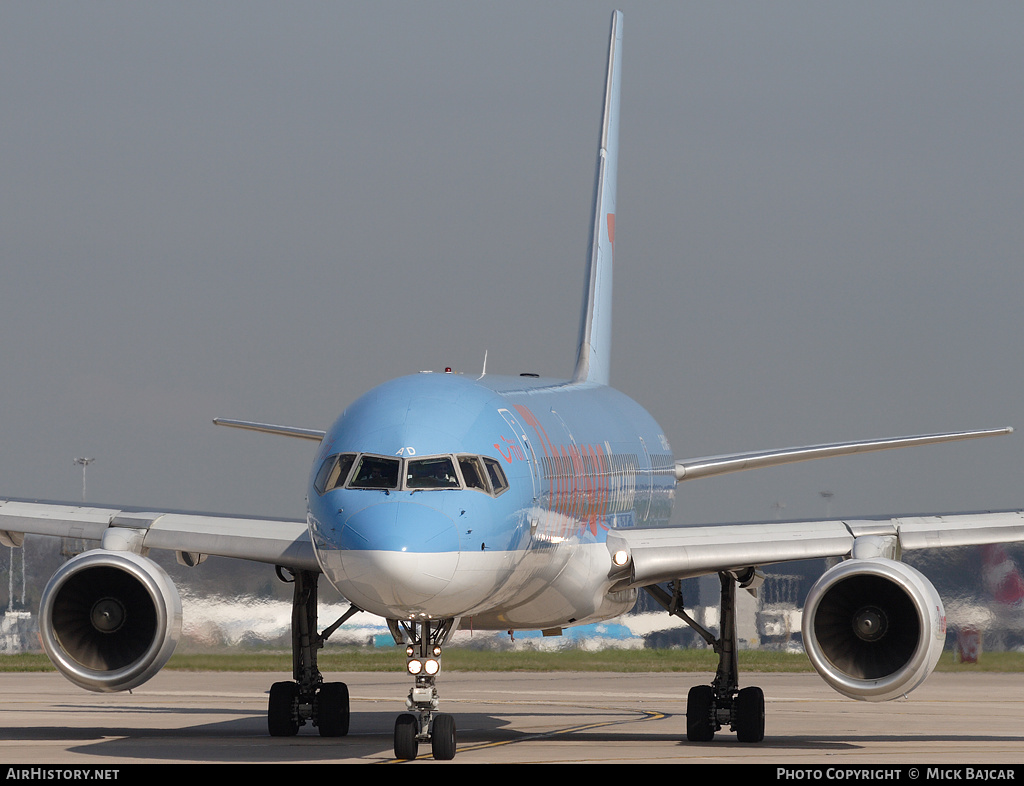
[306,371,675,629]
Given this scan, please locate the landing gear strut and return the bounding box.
[645,570,766,743]
[388,617,458,760]
[267,567,362,738]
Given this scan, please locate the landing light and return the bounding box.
[406,658,441,676]
[612,549,630,567]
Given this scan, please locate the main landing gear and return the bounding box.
[645,570,766,743]
[267,568,362,739]
[388,617,459,761]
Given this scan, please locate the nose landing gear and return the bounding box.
[389,618,459,760]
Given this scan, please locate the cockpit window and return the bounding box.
[482,457,509,496]
[313,451,509,496]
[406,456,460,489]
[457,455,488,493]
[349,455,401,489]
[314,453,356,494]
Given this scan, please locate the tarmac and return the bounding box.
[0,670,1021,766]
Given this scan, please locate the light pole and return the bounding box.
[820,490,834,519]
[74,457,95,503]
[63,457,96,559]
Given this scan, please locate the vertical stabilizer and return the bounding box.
[572,10,622,386]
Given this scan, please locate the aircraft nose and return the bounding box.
[335,501,461,611]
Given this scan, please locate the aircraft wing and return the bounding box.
[606,510,1024,590]
[212,418,326,441]
[0,498,319,571]
[673,427,1012,481]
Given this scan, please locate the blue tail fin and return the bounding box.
[572,10,622,386]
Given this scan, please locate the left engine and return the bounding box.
[38,550,182,693]
[801,556,945,702]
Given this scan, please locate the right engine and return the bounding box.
[801,555,945,702]
[39,549,182,693]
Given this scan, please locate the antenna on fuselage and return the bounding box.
[478,350,488,380]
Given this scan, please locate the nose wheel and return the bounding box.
[430,712,457,760]
[390,618,458,760]
[393,710,457,761]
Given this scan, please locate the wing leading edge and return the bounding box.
[0,499,318,571]
[212,418,326,441]
[674,427,1012,481]
[606,510,1024,591]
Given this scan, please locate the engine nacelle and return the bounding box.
[801,557,945,702]
[39,549,182,693]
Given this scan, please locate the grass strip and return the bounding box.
[1,649,1020,673]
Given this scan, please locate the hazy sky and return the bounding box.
[2,1,1022,532]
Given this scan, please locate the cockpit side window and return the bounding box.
[482,457,509,496]
[314,453,356,495]
[406,456,460,489]
[349,455,401,489]
[457,455,488,493]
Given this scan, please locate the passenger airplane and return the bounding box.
[2,10,1023,761]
